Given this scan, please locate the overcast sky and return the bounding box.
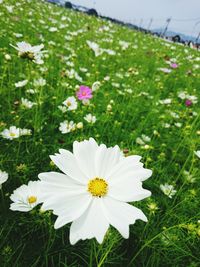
[68,0,200,37]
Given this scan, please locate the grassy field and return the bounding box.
[0,0,200,266]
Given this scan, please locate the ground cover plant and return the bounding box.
[0,0,200,266]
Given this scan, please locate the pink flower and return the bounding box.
[170,63,178,69]
[76,86,93,100]
[185,99,192,106]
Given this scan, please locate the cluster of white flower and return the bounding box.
[1,126,31,140]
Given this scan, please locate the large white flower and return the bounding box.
[10,181,41,212]
[38,138,152,245]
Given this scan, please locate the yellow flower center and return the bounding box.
[10,133,16,137]
[28,195,37,204]
[88,178,108,197]
[66,101,71,106]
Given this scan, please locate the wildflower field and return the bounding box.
[0,0,200,266]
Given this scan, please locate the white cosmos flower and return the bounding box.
[194,151,200,158]
[34,78,46,87]
[11,41,45,64]
[63,96,77,111]
[92,81,101,91]
[86,40,103,57]
[10,181,41,212]
[38,138,152,244]
[84,114,96,124]
[59,120,76,134]
[0,170,8,189]
[15,79,28,88]
[160,184,177,198]
[21,98,36,109]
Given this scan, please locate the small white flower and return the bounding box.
[174,122,182,128]
[15,80,28,88]
[194,151,200,159]
[58,105,67,113]
[38,138,152,244]
[0,170,8,189]
[34,78,46,87]
[11,41,45,64]
[141,135,151,143]
[1,126,20,140]
[63,96,77,111]
[92,81,101,91]
[76,122,83,129]
[59,120,76,134]
[10,181,41,212]
[84,114,96,124]
[158,68,172,73]
[86,40,103,57]
[21,98,36,109]
[49,27,58,32]
[5,54,11,60]
[119,40,129,50]
[160,184,177,198]
[136,137,145,146]
[159,99,172,105]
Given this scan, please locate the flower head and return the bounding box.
[63,96,77,111]
[38,138,152,244]
[76,86,93,101]
[160,183,176,198]
[10,181,41,212]
[11,41,45,64]
[84,114,96,124]
[185,99,192,106]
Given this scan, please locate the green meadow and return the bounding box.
[0,0,200,266]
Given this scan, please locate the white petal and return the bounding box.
[95,144,120,178]
[50,151,88,184]
[109,174,151,202]
[69,198,109,245]
[107,156,152,182]
[108,172,152,202]
[102,197,147,238]
[53,194,92,229]
[10,203,32,212]
[73,138,99,178]
[38,172,80,187]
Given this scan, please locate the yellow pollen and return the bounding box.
[28,196,37,204]
[66,101,71,106]
[88,178,108,197]
[10,133,16,137]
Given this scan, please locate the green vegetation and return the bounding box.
[0,0,200,266]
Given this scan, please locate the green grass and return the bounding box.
[0,0,200,266]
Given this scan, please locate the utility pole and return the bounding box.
[196,32,200,44]
[139,18,143,28]
[162,17,172,37]
[147,18,153,31]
